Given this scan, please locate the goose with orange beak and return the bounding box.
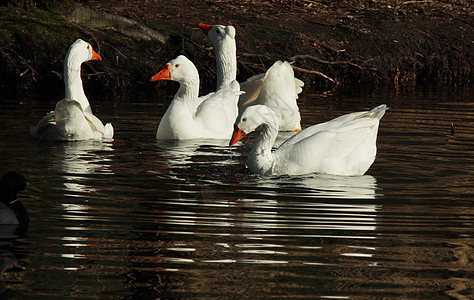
[151,55,243,140]
[30,39,113,141]
[230,104,388,176]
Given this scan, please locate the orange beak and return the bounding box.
[150,64,171,81]
[91,48,102,61]
[229,124,246,146]
[198,23,213,35]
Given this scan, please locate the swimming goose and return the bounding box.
[230,104,388,176]
[30,39,114,141]
[0,172,35,229]
[199,23,303,132]
[151,55,243,140]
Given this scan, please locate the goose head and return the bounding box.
[230,105,278,146]
[63,39,102,114]
[198,23,236,50]
[64,39,101,70]
[150,55,199,84]
[199,23,237,90]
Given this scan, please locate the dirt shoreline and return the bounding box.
[0,0,472,100]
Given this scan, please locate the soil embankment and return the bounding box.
[0,0,472,100]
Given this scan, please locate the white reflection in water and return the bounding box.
[156,139,236,167]
[52,140,114,194]
[50,141,114,225]
[47,141,115,260]
[61,253,85,259]
[158,163,382,266]
[61,236,88,247]
[234,174,380,236]
[254,174,379,199]
[156,140,381,239]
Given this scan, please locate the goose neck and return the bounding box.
[254,121,278,153]
[215,40,237,89]
[64,60,91,114]
[249,120,278,174]
[175,77,200,102]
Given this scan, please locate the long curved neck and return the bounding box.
[249,119,279,174]
[215,38,237,89]
[64,58,92,114]
[175,76,200,104]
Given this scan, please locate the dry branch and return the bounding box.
[291,65,336,83]
[290,54,366,70]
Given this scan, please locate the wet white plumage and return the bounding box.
[230,104,388,176]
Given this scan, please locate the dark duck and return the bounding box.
[0,172,32,231]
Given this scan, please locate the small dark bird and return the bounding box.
[0,172,33,231]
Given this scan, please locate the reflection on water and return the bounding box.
[0,91,473,299]
[53,140,114,194]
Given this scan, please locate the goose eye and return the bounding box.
[175,64,180,68]
[87,45,90,50]
[242,117,247,122]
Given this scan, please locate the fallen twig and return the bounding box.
[291,65,336,83]
[19,68,31,77]
[402,0,433,5]
[290,54,364,70]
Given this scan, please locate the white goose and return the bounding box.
[151,55,243,140]
[30,39,114,141]
[199,23,303,132]
[230,104,388,176]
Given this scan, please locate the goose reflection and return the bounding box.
[155,150,380,235]
[46,141,114,254]
[141,138,382,269]
[238,174,380,234]
[247,174,378,199]
[155,139,241,174]
[50,140,114,195]
[152,172,382,268]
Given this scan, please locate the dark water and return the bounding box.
[0,89,473,299]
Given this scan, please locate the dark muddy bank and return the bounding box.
[0,0,472,101]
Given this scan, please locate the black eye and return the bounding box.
[87,45,90,50]
[242,117,247,122]
[175,64,180,68]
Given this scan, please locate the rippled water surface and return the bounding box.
[1,90,473,299]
